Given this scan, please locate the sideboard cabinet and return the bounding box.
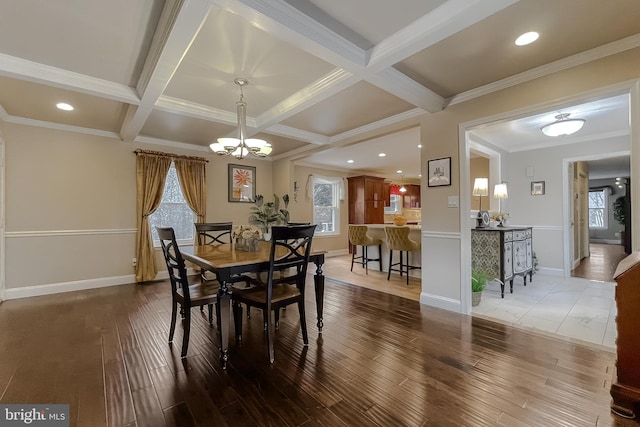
[471,227,533,298]
[610,252,640,418]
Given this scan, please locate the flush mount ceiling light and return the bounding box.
[209,78,272,160]
[541,113,586,137]
[56,102,74,111]
[515,31,539,46]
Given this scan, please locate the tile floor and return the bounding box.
[472,273,617,351]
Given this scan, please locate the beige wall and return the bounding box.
[3,123,273,291]
[420,47,640,310]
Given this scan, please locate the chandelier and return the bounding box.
[541,113,585,137]
[209,78,272,159]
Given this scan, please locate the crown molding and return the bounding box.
[448,33,640,107]
[4,114,120,139]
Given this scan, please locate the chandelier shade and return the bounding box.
[209,78,272,160]
[541,113,585,137]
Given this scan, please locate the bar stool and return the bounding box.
[348,225,383,274]
[385,226,421,285]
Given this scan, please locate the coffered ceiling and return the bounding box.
[0,0,638,177]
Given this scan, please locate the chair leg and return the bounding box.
[378,244,383,271]
[181,308,191,358]
[275,308,280,329]
[387,249,393,281]
[207,304,213,325]
[350,246,356,271]
[399,251,404,277]
[169,300,178,343]
[265,310,275,364]
[232,300,243,342]
[364,245,369,275]
[298,301,308,345]
[405,251,410,285]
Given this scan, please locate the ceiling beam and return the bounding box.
[120,0,212,142]
[0,53,139,104]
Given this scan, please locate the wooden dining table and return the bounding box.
[181,241,326,369]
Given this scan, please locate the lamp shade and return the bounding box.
[472,178,489,196]
[493,183,508,199]
[541,113,585,137]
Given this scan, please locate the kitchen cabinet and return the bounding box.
[402,184,421,208]
[348,175,385,224]
[471,227,533,298]
[383,181,391,206]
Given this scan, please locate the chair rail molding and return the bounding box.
[5,228,137,238]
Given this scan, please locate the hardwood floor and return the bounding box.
[572,243,628,282]
[0,276,637,426]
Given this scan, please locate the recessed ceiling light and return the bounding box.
[347,160,354,164]
[378,153,386,157]
[418,174,422,178]
[56,102,74,111]
[515,31,539,46]
[396,170,403,174]
[417,144,422,148]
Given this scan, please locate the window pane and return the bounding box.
[314,184,334,207]
[149,164,195,241]
[589,209,604,228]
[589,190,605,208]
[312,180,340,233]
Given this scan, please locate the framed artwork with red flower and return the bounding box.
[228,164,256,202]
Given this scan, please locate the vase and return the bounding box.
[472,291,482,306]
[236,237,259,252]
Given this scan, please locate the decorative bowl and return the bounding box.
[393,216,407,226]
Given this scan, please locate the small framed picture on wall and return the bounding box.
[228,164,256,202]
[427,157,452,187]
[531,181,545,195]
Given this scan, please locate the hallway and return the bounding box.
[572,243,628,281]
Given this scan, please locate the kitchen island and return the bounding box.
[350,224,422,277]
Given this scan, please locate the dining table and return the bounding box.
[181,240,326,369]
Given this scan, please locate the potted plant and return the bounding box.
[248,194,290,240]
[471,269,489,306]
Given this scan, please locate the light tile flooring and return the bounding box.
[472,274,617,351]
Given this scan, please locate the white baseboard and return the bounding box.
[537,267,564,277]
[325,249,349,257]
[419,292,462,313]
[2,269,195,300]
[589,239,621,245]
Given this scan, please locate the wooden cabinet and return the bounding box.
[348,176,385,224]
[471,227,533,298]
[402,184,421,208]
[610,252,640,418]
[383,181,391,207]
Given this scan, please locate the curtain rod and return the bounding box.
[133,149,208,162]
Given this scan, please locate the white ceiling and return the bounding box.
[0,0,638,179]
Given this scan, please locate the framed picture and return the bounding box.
[531,181,545,195]
[228,164,256,202]
[427,157,452,187]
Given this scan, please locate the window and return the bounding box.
[384,194,402,214]
[312,176,341,235]
[149,162,195,243]
[588,189,607,229]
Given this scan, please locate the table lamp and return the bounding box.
[493,182,509,227]
[473,178,489,227]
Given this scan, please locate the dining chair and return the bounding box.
[157,226,219,358]
[194,222,233,282]
[287,222,310,226]
[348,225,383,274]
[231,224,317,363]
[385,226,421,285]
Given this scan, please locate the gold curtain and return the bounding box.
[135,153,171,282]
[174,157,206,223]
